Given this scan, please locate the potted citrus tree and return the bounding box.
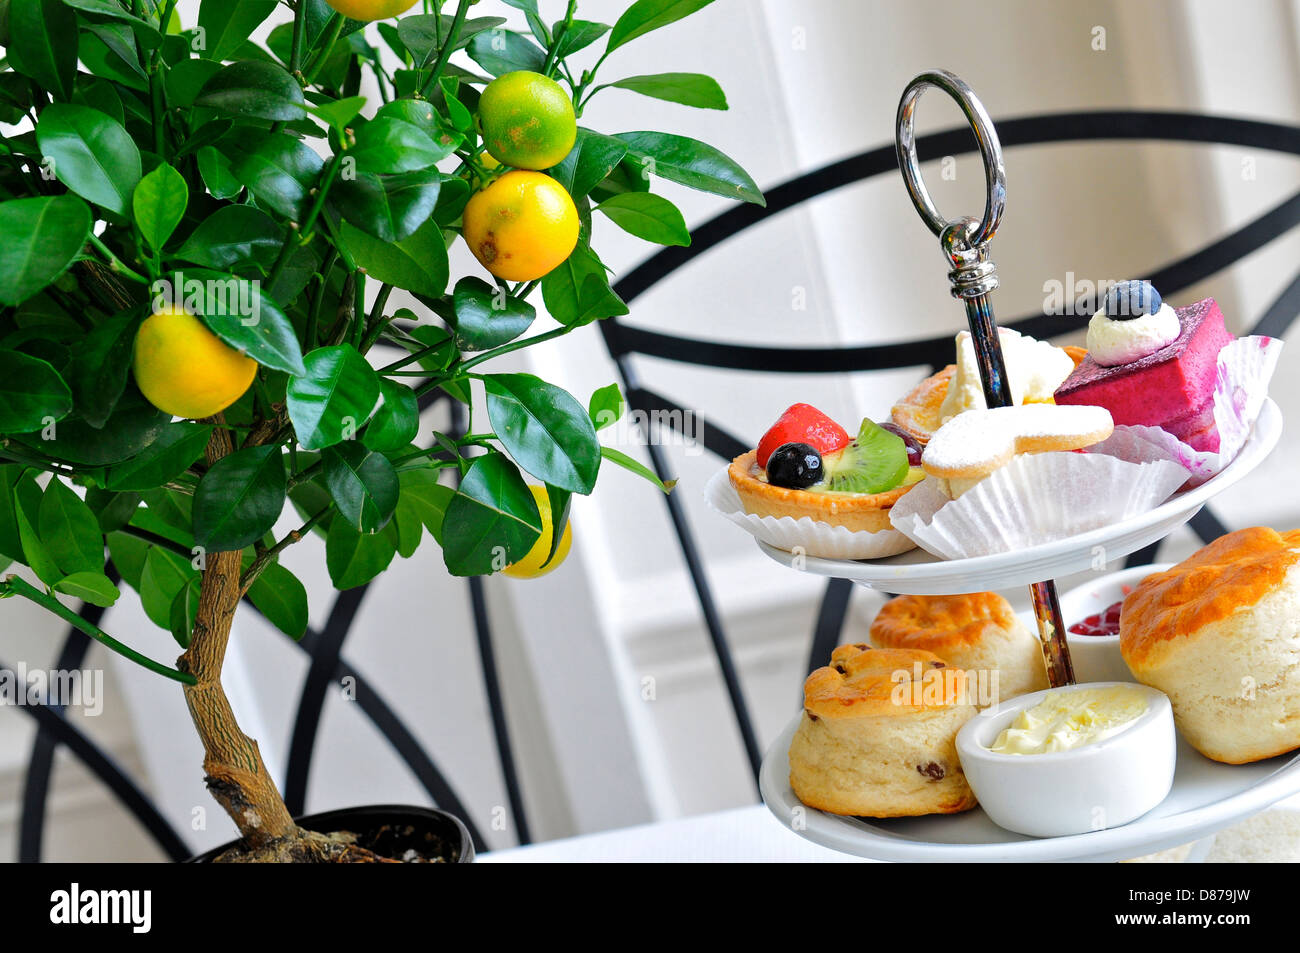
[0,0,762,862]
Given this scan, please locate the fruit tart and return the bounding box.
[729,403,924,533]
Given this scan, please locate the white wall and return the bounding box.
[4,0,1300,859]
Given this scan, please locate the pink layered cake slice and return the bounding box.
[1054,298,1233,452]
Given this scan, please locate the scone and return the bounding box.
[868,592,1049,701]
[1120,527,1300,764]
[789,645,978,817]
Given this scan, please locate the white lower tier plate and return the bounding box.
[760,712,1300,862]
[756,399,1281,595]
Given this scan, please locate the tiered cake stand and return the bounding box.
[757,71,1297,861]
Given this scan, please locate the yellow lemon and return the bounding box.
[323,0,418,21]
[478,71,577,171]
[462,170,579,281]
[502,485,572,579]
[133,307,258,419]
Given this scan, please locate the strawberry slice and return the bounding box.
[757,404,851,468]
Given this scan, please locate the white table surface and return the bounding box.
[479,805,869,863]
[479,800,1300,863]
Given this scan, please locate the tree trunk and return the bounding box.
[177,426,297,849]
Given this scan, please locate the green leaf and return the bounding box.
[133,163,189,254]
[550,129,627,202]
[168,576,200,648]
[176,205,283,270]
[16,388,168,466]
[230,133,325,220]
[543,483,571,567]
[588,383,625,430]
[177,268,307,375]
[106,531,149,591]
[86,488,141,534]
[466,28,547,76]
[392,490,423,558]
[483,373,601,494]
[552,19,609,57]
[439,77,473,134]
[36,103,142,216]
[0,466,26,562]
[196,0,278,62]
[615,131,764,206]
[441,452,541,576]
[596,192,690,246]
[395,474,453,546]
[105,423,212,492]
[605,72,727,110]
[433,175,471,226]
[323,441,399,533]
[332,169,442,243]
[165,58,224,108]
[337,218,448,297]
[53,571,121,608]
[195,60,306,121]
[589,155,652,203]
[62,0,162,45]
[38,478,103,575]
[601,445,675,492]
[363,378,420,453]
[326,518,397,589]
[192,445,286,552]
[285,345,381,451]
[451,276,535,351]
[306,95,368,134]
[7,0,77,101]
[0,196,93,306]
[606,0,715,53]
[14,487,61,585]
[540,243,628,327]
[77,24,147,90]
[139,546,195,630]
[351,118,453,175]
[197,146,243,200]
[0,350,72,431]
[62,308,138,428]
[248,562,308,639]
[398,14,506,66]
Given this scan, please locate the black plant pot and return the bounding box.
[186,804,475,863]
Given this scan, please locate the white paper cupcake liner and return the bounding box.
[704,467,917,560]
[888,452,1189,560]
[1089,335,1282,487]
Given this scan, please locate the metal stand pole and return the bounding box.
[896,69,1075,688]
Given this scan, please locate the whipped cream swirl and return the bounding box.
[1086,303,1180,367]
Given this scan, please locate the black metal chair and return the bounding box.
[602,110,1300,787]
[11,111,1300,860]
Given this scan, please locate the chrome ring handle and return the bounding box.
[896,69,1007,253]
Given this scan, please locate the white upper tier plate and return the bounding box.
[756,398,1281,595]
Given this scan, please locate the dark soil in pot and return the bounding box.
[187,805,475,863]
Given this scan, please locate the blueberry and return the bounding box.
[1103,280,1161,320]
[766,442,823,489]
[880,422,923,466]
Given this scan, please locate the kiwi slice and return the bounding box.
[818,419,910,494]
